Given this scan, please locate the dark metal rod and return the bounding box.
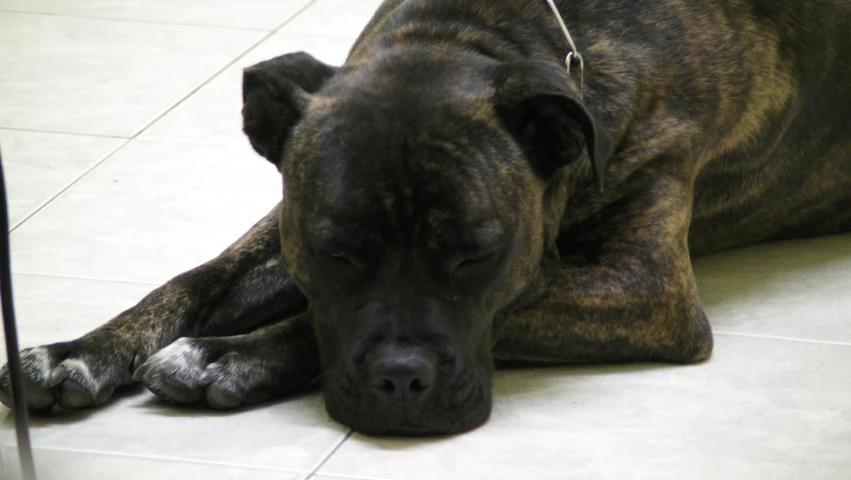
[0,146,38,480]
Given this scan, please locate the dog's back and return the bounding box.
[688,0,851,253]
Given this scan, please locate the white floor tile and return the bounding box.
[0,129,123,229]
[141,34,356,146]
[697,269,851,344]
[10,138,282,284]
[313,477,374,480]
[0,0,313,30]
[0,274,155,360]
[0,12,264,137]
[317,335,851,480]
[279,0,385,39]
[0,445,306,480]
[693,234,851,344]
[0,391,346,474]
[692,234,851,278]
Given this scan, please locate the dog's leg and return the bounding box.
[494,171,713,365]
[494,261,713,364]
[132,313,318,409]
[0,202,307,411]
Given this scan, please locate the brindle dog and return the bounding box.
[2,0,850,435]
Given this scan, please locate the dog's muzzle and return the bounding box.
[323,339,493,435]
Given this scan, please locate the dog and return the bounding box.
[2,0,850,435]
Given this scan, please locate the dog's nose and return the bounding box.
[368,346,436,401]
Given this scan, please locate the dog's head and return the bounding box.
[242,49,612,435]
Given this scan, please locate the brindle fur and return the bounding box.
[1,0,849,435]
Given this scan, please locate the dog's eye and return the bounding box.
[451,250,500,275]
[318,249,361,269]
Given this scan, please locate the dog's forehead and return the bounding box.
[294,102,510,199]
[301,133,511,231]
[285,118,528,248]
[316,47,498,119]
[347,46,494,92]
[283,54,534,238]
[308,82,494,131]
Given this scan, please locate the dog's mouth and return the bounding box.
[322,367,492,436]
[384,423,447,437]
[324,397,492,436]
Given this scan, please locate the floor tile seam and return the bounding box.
[306,430,354,478]
[5,2,317,233]
[9,271,160,286]
[308,473,393,480]
[714,330,851,347]
[705,308,851,324]
[0,127,129,140]
[8,139,132,232]
[0,9,277,31]
[694,271,851,278]
[124,0,318,143]
[694,273,851,283]
[0,443,311,474]
[0,127,251,149]
[4,131,249,231]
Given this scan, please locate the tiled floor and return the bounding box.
[0,1,849,479]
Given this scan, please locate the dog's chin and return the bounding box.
[323,389,493,437]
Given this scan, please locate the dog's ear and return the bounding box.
[242,52,337,167]
[494,60,614,191]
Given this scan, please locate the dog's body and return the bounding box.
[2,0,850,435]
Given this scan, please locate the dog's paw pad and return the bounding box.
[51,358,115,409]
[205,383,242,409]
[135,338,212,405]
[18,376,57,412]
[58,380,94,408]
[138,338,280,409]
[1,343,136,411]
[48,364,70,387]
[0,347,58,411]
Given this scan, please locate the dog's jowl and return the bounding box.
[2,0,850,435]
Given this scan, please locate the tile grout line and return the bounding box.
[715,330,851,347]
[0,126,129,140]
[8,0,318,234]
[127,0,319,142]
[0,9,276,32]
[0,443,310,475]
[8,140,131,233]
[305,430,354,480]
[11,271,161,286]
[308,473,391,480]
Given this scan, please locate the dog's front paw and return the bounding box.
[0,341,138,411]
[133,337,287,409]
